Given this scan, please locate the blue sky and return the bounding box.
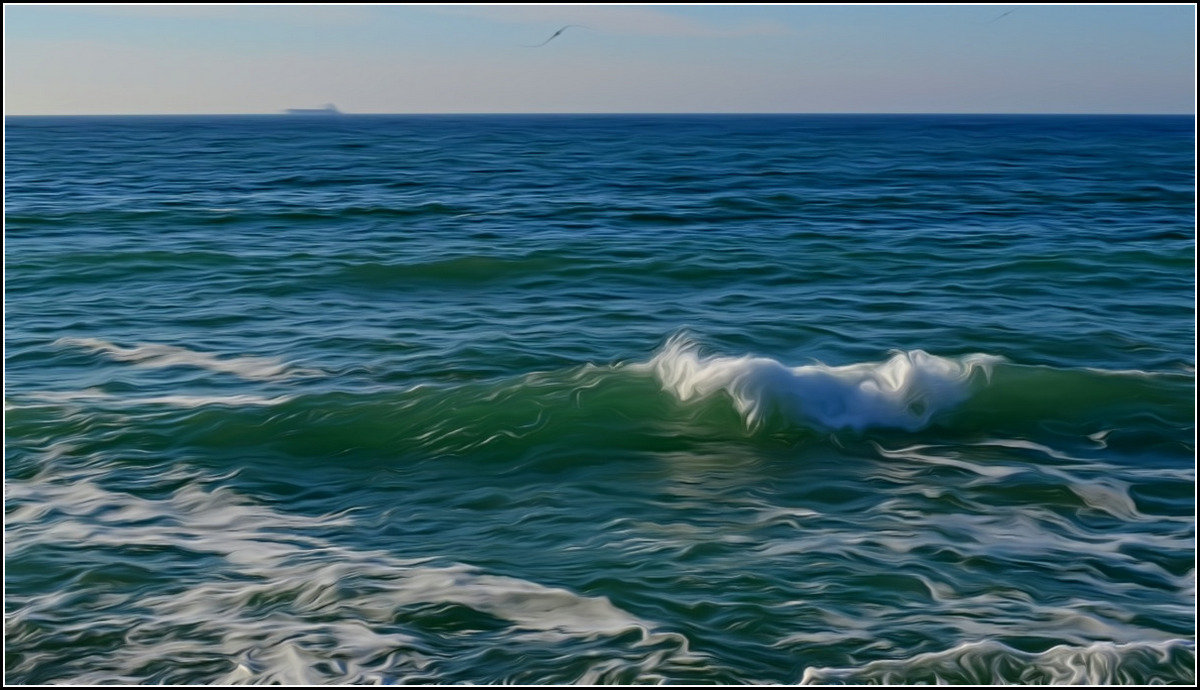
[4,3,1195,114]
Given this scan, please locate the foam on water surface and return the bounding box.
[54,337,317,381]
[799,638,1196,685]
[639,335,1001,431]
[6,470,707,684]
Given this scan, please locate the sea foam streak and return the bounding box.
[54,337,316,381]
[639,336,1000,431]
[799,638,1195,685]
[15,388,294,408]
[6,470,706,684]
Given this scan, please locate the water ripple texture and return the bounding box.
[5,114,1194,684]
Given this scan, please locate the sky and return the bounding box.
[3,3,1196,115]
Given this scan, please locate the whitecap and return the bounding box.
[637,335,1001,431]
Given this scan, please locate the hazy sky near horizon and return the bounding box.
[4,3,1196,115]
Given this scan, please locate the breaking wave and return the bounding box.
[639,335,1001,431]
[12,334,1191,464]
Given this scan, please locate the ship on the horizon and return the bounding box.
[284,103,341,115]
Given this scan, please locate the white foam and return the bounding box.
[19,389,293,408]
[638,335,1001,431]
[6,469,706,684]
[55,337,316,381]
[872,442,1023,478]
[799,638,1195,685]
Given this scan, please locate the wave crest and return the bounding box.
[640,336,1000,431]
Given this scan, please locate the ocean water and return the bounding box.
[4,114,1195,684]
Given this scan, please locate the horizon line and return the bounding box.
[5,111,1196,118]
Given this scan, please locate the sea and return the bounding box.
[4,114,1195,684]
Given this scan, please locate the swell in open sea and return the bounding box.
[4,114,1195,684]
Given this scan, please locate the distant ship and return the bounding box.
[284,103,341,116]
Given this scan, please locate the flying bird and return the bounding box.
[523,25,589,48]
[986,9,1015,24]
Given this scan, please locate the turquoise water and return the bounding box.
[4,114,1195,684]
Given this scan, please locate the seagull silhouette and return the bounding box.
[523,25,589,48]
[986,9,1015,24]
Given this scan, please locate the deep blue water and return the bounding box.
[4,114,1195,684]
